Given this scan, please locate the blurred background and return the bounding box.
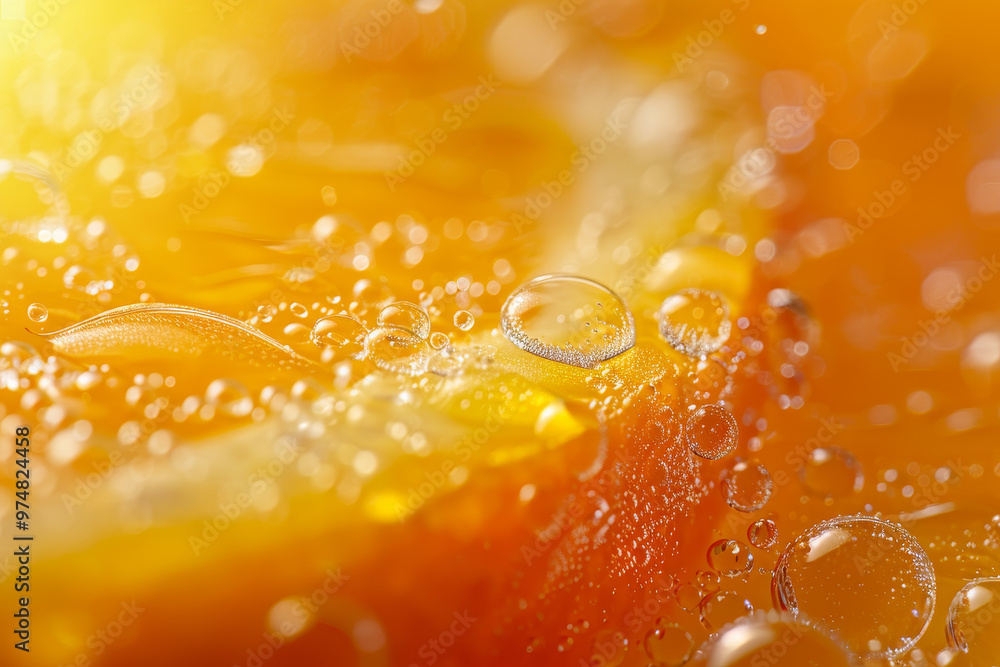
[1,0,1000,665]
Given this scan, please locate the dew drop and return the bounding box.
[694,611,853,666]
[500,274,635,369]
[799,446,864,498]
[377,302,431,339]
[772,515,936,660]
[311,316,367,359]
[27,303,48,323]
[748,519,779,549]
[454,309,475,331]
[657,288,731,357]
[707,539,754,577]
[429,331,450,350]
[722,460,773,512]
[946,577,1000,657]
[686,404,738,460]
[205,378,254,417]
[365,326,429,376]
[643,620,692,666]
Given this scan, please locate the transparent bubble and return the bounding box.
[694,611,853,667]
[27,303,48,323]
[311,316,367,359]
[946,577,1000,659]
[352,279,392,308]
[657,288,731,357]
[643,620,692,666]
[454,309,475,331]
[590,628,628,667]
[686,404,738,460]
[675,581,705,611]
[289,302,309,318]
[772,515,936,660]
[500,274,635,369]
[205,378,254,417]
[429,331,450,350]
[282,322,312,344]
[722,460,773,512]
[365,326,430,376]
[708,539,754,577]
[799,447,864,498]
[748,519,779,549]
[377,301,431,339]
[699,589,752,630]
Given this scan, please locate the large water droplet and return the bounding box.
[643,620,692,666]
[694,611,853,666]
[27,303,48,323]
[708,539,754,577]
[311,315,367,359]
[657,288,731,357]
[686,404,738,460]
[366,326,429,376]
[722,460,773,512]
[946,577,1000,659]
[772,515,935,660]
[799,447,864,498]
[500,274,635,369]
[377,301,431,339]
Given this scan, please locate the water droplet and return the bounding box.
[27,303,48,322]
[799,447,864,498]
[696,569,720,593]
[748,519,779,549]
[500,274,635,369]
[675,581,705,611]
[657,288,731,357]
[205,378,254,417]
[353,279,392,307]
[708,539,754,577]
[289,302,309,318]
[772,515,936,660]
[722,460,773,512]
[311,316,367,359]
[686,404,738,460]
[429,331,450,350]
[282,322,312,344]
[365,326,429,376]
[454,309,475,331]
[699,589,752,630]
[643,620,692,666]
[695,611,853,666]
[377,302,431,339]
[946,577,1000,657]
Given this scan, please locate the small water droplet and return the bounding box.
[429,331,450,350]
[686,404,738,460]
[799,446,864,498]
[699,589,753,630]
[722,459,773,512]
[321,185,337,206]
[205,378,253,417]
[366,326,429,376]
[311,316,368,359]
[27,303,48,322]
[500,274,635,369]
[643,620,692,666]
[289,302,309,318]
[748,519,779,549]
[946,577,1000,655]
[454,309,475,331]
[377,302,431,339]
[707,539,754,577]
[657,288,731,357]
[590,628,627,667]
